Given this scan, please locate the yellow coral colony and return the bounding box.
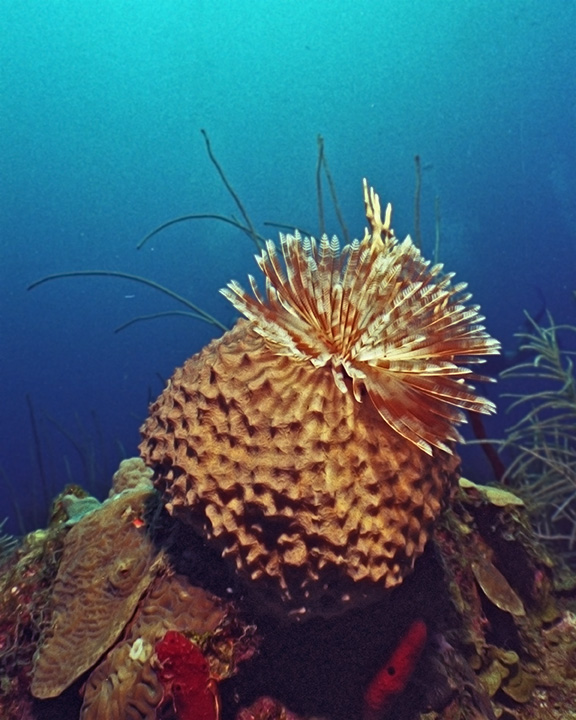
[139,181,499,616]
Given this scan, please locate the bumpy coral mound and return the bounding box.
[80,641,164,720]
[31,483,160,699]
[141,322,459,613]
[140,183,498,615]
[110,456,154,495]
[80,574,226,720]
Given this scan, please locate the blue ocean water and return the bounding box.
[1,0,575,533]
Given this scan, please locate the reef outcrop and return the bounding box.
[31,477,160,699]
[140,184,498,616]
[0,459,255,720]
[7,180,575,720]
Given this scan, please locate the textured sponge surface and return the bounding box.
[140,320,458,612]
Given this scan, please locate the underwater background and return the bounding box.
[1,0,575,534]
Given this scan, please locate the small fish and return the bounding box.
[363,619,428,720]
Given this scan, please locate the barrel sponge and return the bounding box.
[139,182,499,614]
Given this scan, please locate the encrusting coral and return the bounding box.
[30,460,161,699]
[139,181,499,616]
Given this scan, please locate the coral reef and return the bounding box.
[0,458,255,720]
[426,477,576,719]
[225,478,576,720]
[0,523,66,720]
[79,574,228,720]
[2,332,576,720]
[12,158,576,719]
[139,184,498,617]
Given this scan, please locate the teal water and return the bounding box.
[1,0,575,531]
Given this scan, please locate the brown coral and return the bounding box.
[30,483,161,699]
[139,183,498,615]
[110,456,154,495]
[80,574,227,720]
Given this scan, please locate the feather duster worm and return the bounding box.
[140,182,499,616]
[222,182,497,455]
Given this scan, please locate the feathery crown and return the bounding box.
[221,181,500,454]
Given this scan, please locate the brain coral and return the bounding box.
[31,482,160,698]
[139,182,499,615]
[80,574,226,720]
